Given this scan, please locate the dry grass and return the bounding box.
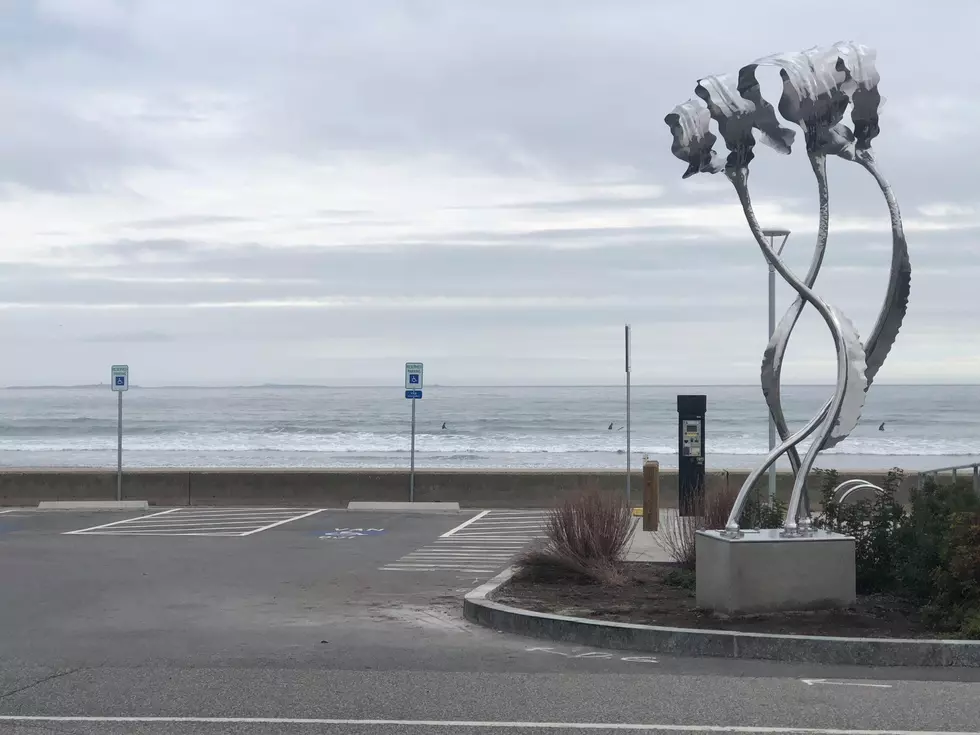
[515,488,635,586]
[655,486,739,568]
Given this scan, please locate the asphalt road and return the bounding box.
[0,506,978,735]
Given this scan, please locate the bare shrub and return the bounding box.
[702,484,739,531]
[654,486,740,568]
[515,489,635,586]
[655,509,699,568]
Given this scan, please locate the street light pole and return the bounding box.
[625,323,632,507]
[762,228,790,504]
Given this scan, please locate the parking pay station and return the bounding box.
[677,394,706,516]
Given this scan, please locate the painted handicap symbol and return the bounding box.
[319,528,385,539]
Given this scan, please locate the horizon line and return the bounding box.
[4,382,979,390]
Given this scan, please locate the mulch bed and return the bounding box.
[496,562,937,639]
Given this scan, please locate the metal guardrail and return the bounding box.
[917,461,980,494]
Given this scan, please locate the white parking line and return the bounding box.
[66,508,325,537]
[65,508,181,535]
[239,508,325,536]
[0,716,969,733]
[382,509,546,575]
[83,531,251,537]
[440,509,491,537]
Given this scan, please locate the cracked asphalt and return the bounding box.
[1,507,979,734]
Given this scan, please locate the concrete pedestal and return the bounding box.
[696,529,856,614]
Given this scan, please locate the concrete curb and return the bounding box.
[346,501,461,512]
[463,568,980,667]
[37,500,149,511]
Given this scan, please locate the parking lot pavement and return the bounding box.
[2,507,980,734]
[0,508,497,664]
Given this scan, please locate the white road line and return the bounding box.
[405,550,514,555]
[430,536,527,549]
[440,509,491,537]
[103,519,275,526]
[64,508,181,535]
[382,566,499,572]
[450,535,546,540]
[86,525,255,536]
[467,520,544,525]
[178,507,311,512]
[171,510,312,516]
[156,512,307,519]
[0,509,18,515]
[0,717,971,733]
[405,552,513,557]
[429,542,522,547]
[402,557,511,562]
[451,532,545,535]
[238,508,325,536]
[75,531,248,537]
[100,520,276,531]
[382,563,501,568]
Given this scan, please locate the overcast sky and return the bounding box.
[1,0,977,386]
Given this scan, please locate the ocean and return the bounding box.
[0,384,977,472]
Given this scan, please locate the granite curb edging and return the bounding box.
[463,567,980,667]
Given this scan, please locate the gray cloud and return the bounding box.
[0,0,977,386]
[81,329,175,343]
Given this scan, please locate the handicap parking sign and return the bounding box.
[404,362,423,397]
[110,364,129,392]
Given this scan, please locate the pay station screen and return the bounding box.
[682,420,702,457]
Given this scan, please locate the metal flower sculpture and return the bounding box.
[665,42,911,537]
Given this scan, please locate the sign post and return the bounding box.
[110,365,129,502]
[404,362,424,502]
[625,324,632,507]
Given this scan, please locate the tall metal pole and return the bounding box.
[116,391,123,502]
[764,230,790,504]
[410,397,416,502]
[625,324,632,506]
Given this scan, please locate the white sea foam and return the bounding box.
[1,384,977,468]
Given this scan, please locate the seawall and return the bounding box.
[0,467,917,508]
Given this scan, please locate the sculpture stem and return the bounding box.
[763,152,830,513]
[726,165,857,535]
[725,150,908,534]
[851,149,911,387]
[727,154,829,532]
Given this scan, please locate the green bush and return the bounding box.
[741,493,787,529]
[895,478,980,604]
[899,480,980,634]
[814,467,906,594]
[814,468,980,638]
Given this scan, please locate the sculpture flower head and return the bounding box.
[665,42,884,177]
[833,41,882,149]
[664,99,725,178]
[739,46,854,159]
[694,72,795,170]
